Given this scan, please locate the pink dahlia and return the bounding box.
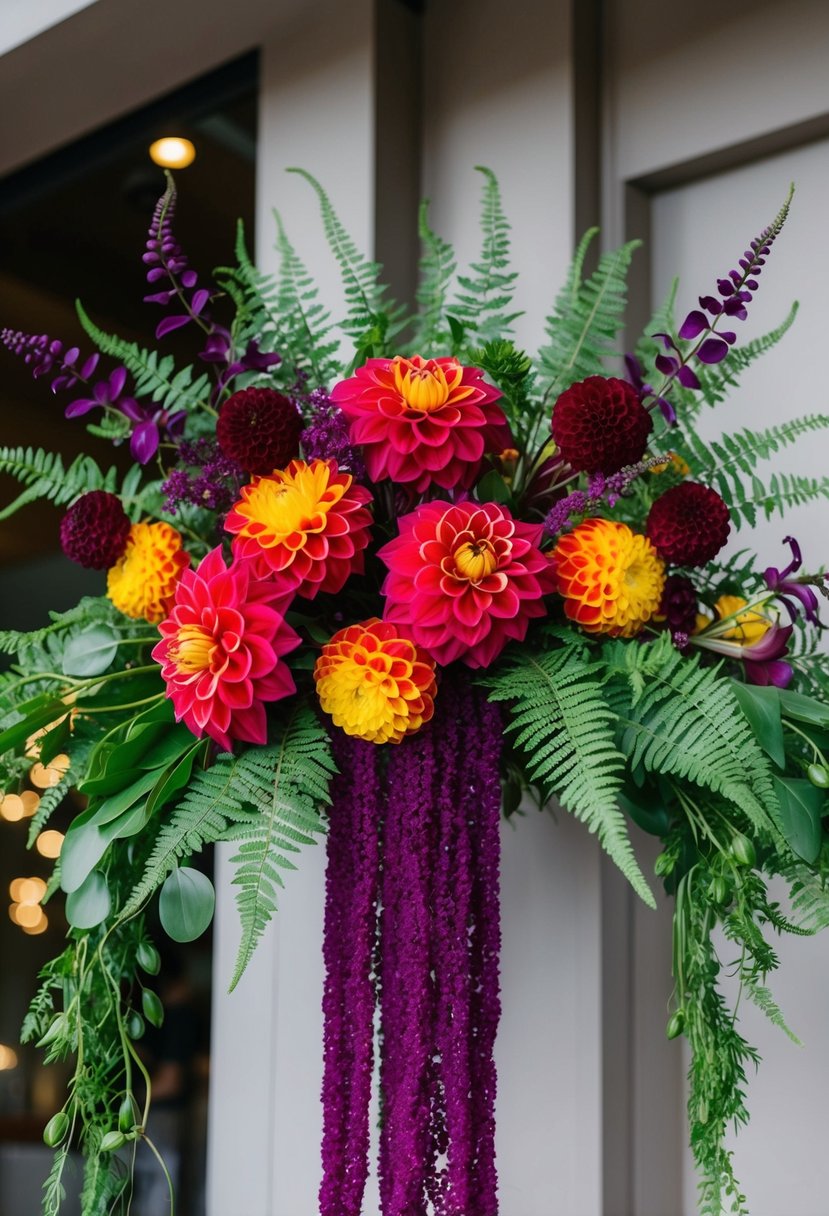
[224,458,373,600]
[152,547,300,750]
[330,354,510,492]
[379,500,556,668]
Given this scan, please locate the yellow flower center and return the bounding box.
[235,461,348,548]
[392,356,462,413]
[714,595,771,644]
[454,539,498,581]
[170,623,215,674]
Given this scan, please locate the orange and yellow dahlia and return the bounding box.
[553,517,665,637]
[330,355,510,493]
[379,501,556,668]
[153,547,299,750]
[224,458,373,599]
[314,619,436,744]
[107,521,189,623]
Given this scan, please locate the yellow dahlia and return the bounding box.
[107,521,189,623]
[553,517,665,637]
[314,619,436,745]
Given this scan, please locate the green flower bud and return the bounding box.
[126,1011,145,1040]
[807,763,829,789]
[136,941,161,975]
[654,852,675,877]
[142,989,164,1030]
[709,875,730,905]
[100,1130,126,1153]
[730,833,756,868]
[43,1112,69,1147]
[118,1095,136,1134]
[666,1009,686,1039]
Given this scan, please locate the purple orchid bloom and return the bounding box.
[624,352,677,425]
[64,365,136,421]
[741,622,794,688]
[118,399,186,464]
[764,536,826,627]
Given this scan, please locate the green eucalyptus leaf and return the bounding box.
[141,988,164,1029]
[62,625,119,677]
[61,797,155,893]
[731,682,785,769]
[65,869,111,929]
[773,776,825,863]
[159,867,215,942]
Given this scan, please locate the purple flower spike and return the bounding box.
[764,536,827,626]
[144,174,216,341]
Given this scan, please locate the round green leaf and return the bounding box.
[141,988,164,1029]
[65,869,111,929]
[159,867,215,942]
[62,624,119,677]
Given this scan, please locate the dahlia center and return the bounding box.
[243,471,335,538]
[393,357,456,413]
[170,623,216,674]
[454,539,498,581]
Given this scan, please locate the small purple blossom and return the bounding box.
[764,536,827,627]
[162,438,244,514]
[143,176,213,341]
[302,390,366,479]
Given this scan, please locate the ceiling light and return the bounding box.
[149,137,196,169]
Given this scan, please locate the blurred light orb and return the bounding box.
[149,137,196,169]
[0,793,24,821]
[0,1045,18,1070]
[36,831,64,859]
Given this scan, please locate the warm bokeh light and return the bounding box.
[17,877,46,905]
[20,790,40,817]
[0,1045,18,1070]
[22,910,48,935]
[9,878,26,902]
[0,793,25,821]
[36,830,64,859]
[149,136,196,169]
[14,903,43,928]
[29,755,69,789]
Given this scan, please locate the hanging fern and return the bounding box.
[123,702,335,988]
[483,643,654,906]
[289,167,405,352]
[0,447,116,521]
[76,302,211,413]
[449,167,522,346]
[607,636,780,840]
[672,414,829,527]
[537,231,641,400]
[411,199,458,355]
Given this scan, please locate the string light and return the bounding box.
[0,793,24,821]
[22,910,48,935]
[20,790,40,817]
[0,1045,18,1070]
[36,831,64,859]
[30,754,69,789]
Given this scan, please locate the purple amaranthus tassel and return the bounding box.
[319,732,381,1216]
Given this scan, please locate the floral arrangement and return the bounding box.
[1,167,829,1216]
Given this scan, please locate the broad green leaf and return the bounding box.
[65,869,111,929]
[731,682,785,769]
[62,625,119,677]
[773,776,825,863]
[159,868,215,942]
[0,699,68,757]
[476,468,512,505]
[61,798,155,892]
[778,689,829,728]
[145,739,207,818]
[618,788,671,838]
[38,714,73,766]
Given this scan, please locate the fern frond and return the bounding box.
[76,302,211,413]
[411,199,458,354]
[229,704,335,989]
[483,645,654,905]
[272,210,341,386]
[288,168,405,348]
[0,446,115,521]
[609,637,779,840]
[450,167,522,345]
[537,234,641,399]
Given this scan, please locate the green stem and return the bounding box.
[142,1134,176,1216]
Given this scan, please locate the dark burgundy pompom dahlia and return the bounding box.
[646,482,731,567]
[216,387,303,476]
[551,375,653,474]
[60,491,131,570]
[658,574,699,636]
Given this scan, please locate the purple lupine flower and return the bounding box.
[302,390,366,479]
[764,536,827,626]
[143,176,213,340]
[319,733,380,1216]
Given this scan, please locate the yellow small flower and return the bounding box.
[314,619,436,745]
[713,595,772,645]
[107,522,189,623]
[649,452,691,477]
[553,517,666,637]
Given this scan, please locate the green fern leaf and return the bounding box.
[411,199,458,354]
[0,446,115,521]
[450,167,522,345]
[483,645,654,906]
[537,233,641,400]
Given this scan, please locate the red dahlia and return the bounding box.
[658,574,699,636]
[551,376,653,474]
[216,387,303,475]
[646,482,731,566]
[60,491,131,570]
